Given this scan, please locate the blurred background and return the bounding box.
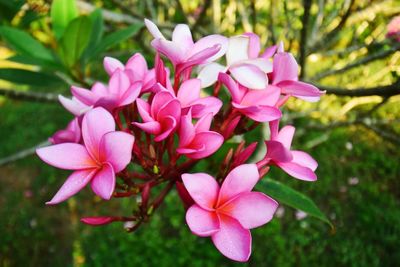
[0,0,399,266]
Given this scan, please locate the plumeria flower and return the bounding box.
[103,53,156,93]
[133,90,181,142]
[49,118,81,144]
[264,120,318,181]
[145,19,228,73]
[71,70,142,111]
[182,164,278,262]
[198,33,273,89]
[177,112,223,159]
[36,107,135,204]
[219,73,282,122]
[155,78,222,118]
[271,47,324,102]
[58,94,92,117]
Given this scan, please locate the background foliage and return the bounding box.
[0,0,399,266]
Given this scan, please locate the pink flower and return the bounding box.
[103,53,156,93]
[145,19,228,72]
[71,70,142,111]
[386,16,400,41]
[133,90,181,142]
[198,33,273,89]
[264,120,318,181]
[49,118,81,144]
[177,112,223,159]
[218,73,281,122]
[272,49,324,102]
[182,164,278,262]
[36,107,135,204]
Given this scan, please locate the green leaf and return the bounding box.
[260,179,332,227]
[82,9,104,63]
[0,26,55,63]
[0,68,65,87]
[51,0,78,39]
[58,16,92,67]
[87,23,143,60]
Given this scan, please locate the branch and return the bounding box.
[0,141,50,166]
[312,42,400,80]
[0,88,59,103]
[314,80,400,97]
[299,0,312,79]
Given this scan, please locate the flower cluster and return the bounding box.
[37,19,324,262]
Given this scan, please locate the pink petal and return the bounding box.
[189,34,228,62]
[91,82,108,97]
[58,95,91,116]
[108,70,130,96]
[119,82,141,106]
[155,116,177,142]
[36,143,96,170]
[179,113,195,148]
[81,216,115,226]
[218,164,259,206]
[100,131,134,173]
[157,99,181,122]
[190,97,222,118]
[177,78,201,106]
[240,86,280,107]
[211,214,251,262]
[230,64,268,90]
[232,103,282,122]
[132,121,161,135]
[144,18,164,39]
[276,125,295,149]
[181,173,220,210]
[291,150,318,171]
[46,169,97,205]
[103,57,124,76]
[186,204,220,237]
[218,72,245,103]
[90,163,116,200]
[185,131,223,159]
[278,80,324,102]
[151,39,184,66]
[179,44,221,72]
[172,24,194,55]
[125,53,148,80]
[240,58,273,73]
[272,52,298,84]
[197,62,227,88]
[261,44,277,59]
[220,192,278,229]
[265,140,293,162]
[277,162,317,181]
[268,120,280,140]
[243,32,261,59]
[71,86,98,106]
[151,91,175,118]
[226,36,250,65]
[194,113,213,133]
[136,98,153,122]
[82,107,115,161]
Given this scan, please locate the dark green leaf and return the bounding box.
[260,179,332,227]
[0,26,55,62]
[0,68,65,87]
[51,0,78,39]
[87,23,143,60]
[82,9,104,63]
[58,16,92,67]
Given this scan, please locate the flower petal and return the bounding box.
[185,131,223,159]
[90,163,116,200]
[81,216,115,226]
[189,34,228,62]
[291,150,318,171]
[132,121,161,135]
[136,98,153,122]
[36,143,96,170]
[218,164,259,205]
[151,39,184,66]
[181,173,220,210]
[220,192,278,229]
[71,86,98,106]
[46,169,97,205]
[230,64,268,90]
[172,24,194,55]
[243,32,260,59]
[100,131,134,173]
[144,18,165,39]
[211,214,251,262]
[232,103,282,122]
[186,204,220,236]
[155,116,177,142]
[82,107,116,161]
[278,80,324,102]
[108,70,130,97]
[190,97,222,118]
[272,52,298,84]
[179,113,195,148]
[277,162,317,181]
[194,113,213,133]
[177,78,201,106]
[265,140,293,162]
[58,95,90,116]
[125,53,148,80]
[276,125,295,149]
[103,57,124,76]
[226,36,250,65]
[218,72,245,103]
[119,82,141,106]
[241,58,273,73]
[197,62,227,88]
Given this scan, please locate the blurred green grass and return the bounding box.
[0,99,399,267]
